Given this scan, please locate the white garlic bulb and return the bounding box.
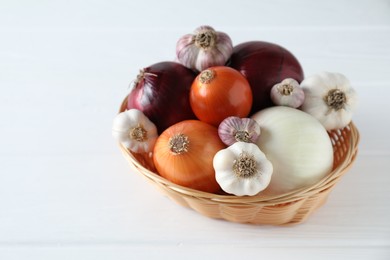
[300,72,358,130]
[176,25,233,72]
[270,78,305,108]
[112,109,158,153]
[213,142,273,196]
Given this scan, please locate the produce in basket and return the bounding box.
[176,25,233,72]
[114,25,360,225]
[127,61,196,133]
[190,66,253,126]
[252,106,334,195]
[229,41,304,114]
[213,142,273,196]
[270,78,305,108]
[300,71,358,130]
[217,117,261,146]
[112,109,158,153]
[153,120,225,193]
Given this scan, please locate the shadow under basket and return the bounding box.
[118,99,360,225]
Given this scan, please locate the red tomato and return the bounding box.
[190,66,253,126]
[153,120,225,193]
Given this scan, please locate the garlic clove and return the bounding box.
[215,170,237,188]
[270,78,305,108]
[215,32,234,56]
[112,112,132,132]
[218,116,260,146]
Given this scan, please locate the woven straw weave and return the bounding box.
[118,99,359,225]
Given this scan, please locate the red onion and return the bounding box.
[127,62,197,133]
[228,41,304,114]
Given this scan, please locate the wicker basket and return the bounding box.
[118,98,360,225]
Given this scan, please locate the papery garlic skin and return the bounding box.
[300,72,358,130]
[112,109,158,153]
[176,25,233,72]
[270,78,305,108]
[218,117,260,146]
[213,142,273,196]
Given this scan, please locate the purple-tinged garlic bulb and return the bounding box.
[270,78,305,108]
[176,25,233,72]
[218,116,260,146]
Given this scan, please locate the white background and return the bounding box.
[1,0,390,259]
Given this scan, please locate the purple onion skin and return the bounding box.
[127,62,197,133]
[228,41,304,114]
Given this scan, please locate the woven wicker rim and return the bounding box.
[118,97,360,207]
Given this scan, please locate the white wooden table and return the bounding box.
[1,0,389,259]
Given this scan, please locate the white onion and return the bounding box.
[251,106,333,195]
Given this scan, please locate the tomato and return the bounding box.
[190,66,253,126]
[153,120,225,193]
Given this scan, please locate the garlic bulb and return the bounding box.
[270,78,305,108]
[112,109,158,153]
[218,117,260,146]
[176,25,233,72]
[213,142,273,196]
[300,72,358,130]
[251,106,333,195]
